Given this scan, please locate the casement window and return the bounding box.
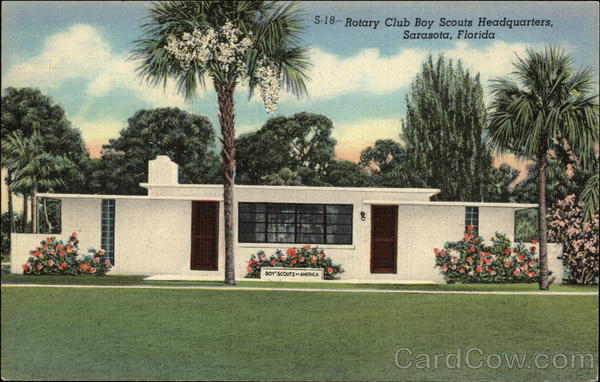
[238,202,353,245]
[101,199,115,264]
[465,206,479,236]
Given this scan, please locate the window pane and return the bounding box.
[239,232,265,242]
[296,204,325,213]
[326,234,352,244]
[239,212,266,223]
[239,203,266,213]
[327,205,353,214]
[326,214,352,224]
[268,233,294,243]
[299,234,324,243]
[326,224,352,234]
[299,224,324,234]
[239,222,265,233]
[298,214,324,224]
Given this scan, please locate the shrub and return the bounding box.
[547,194,599,285]
[22,233,112,276]
[434,226,539,283]
[245,245,343,280]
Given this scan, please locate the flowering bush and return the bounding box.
[165,21,281,113]
[434,226,539,283]
[22,233,112,276]
[245,245,343,280]
[547,194,599,285]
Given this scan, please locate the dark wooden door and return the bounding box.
[191,201,218,271]
[370,205,398,273]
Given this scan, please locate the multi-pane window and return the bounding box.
[101,199,115,264]
[465,206,479,236]
[238,203,353,245]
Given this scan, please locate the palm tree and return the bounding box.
[488,46,599,290]
[130,1,311,284]
[1,131,72,233]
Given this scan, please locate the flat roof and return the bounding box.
[139,183,442,195]
[363,200,538,209]
[36,193,223,201]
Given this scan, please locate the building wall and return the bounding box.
[10,191,563,283]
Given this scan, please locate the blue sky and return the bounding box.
[2,1,598,161]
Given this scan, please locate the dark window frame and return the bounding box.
[465,206,479,237]
[101,199,116,264]
[238,202,353,245]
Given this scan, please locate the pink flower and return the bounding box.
[93,257,100,263]
[459,268,465,273]
[104,260,111,266]
[310,257,316,263]
[441,265,448,271]
[503,261,511,268]
[513,268,521,275]
[531,246,536,252]
[517,254,524,261]
[326,267,333,274]
[47,260,54,266]
[302,245,311,250]
[504,248,511,255]
[286,248,297,256]
[89,267,97,274]
[71,232,78,237]
[98,249,105,255]
[318,253,326,259]
[290,259,297,265]
[299,257,305,262]
[434,248,439,254]
[469,246,475,252]
[475,265,482,273]
[45,237,52,243]
[531,239,538,244]
[467,225,473,231]
[35,264,43,270]
[59,262,68,270]
[269,260,276,265]
[22,264,30,271]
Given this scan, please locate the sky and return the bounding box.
[1,1,598,206]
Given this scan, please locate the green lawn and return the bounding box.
[2,273,598,293]
[1,286,597,381]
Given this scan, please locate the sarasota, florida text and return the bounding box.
[313,16,554,40]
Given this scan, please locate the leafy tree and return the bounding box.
[131,1,311,284]
[1,87,88,233]
[91,108,220,194]
[484,164,520,203]
[401,54,494,201]
[1,131,73,233]
[359,139,427,187]
[488,46,599,290]
[236,112,336,184]
[262,168,302,186]
[325,160,370,187]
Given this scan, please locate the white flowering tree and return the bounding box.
[131,1,311,284]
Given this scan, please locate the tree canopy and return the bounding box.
[401,55,494,201]
[88,107,220,194]
[236,112,336,184]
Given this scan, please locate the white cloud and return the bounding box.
[2,24,194,107]
[288,40,535,101]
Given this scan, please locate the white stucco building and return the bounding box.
[11,156,564,283]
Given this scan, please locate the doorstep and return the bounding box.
[143,274,438,284]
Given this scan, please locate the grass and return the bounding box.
[1,273,598,293]
[1,286,598,381]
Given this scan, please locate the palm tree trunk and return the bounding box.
[7,171,15,233]
[537,139,550,290]
[215,81,237,285]
[32,188,38,234]
[22,195,28,232]
[43,198,52,233]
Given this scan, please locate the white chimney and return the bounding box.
[148,156,178,185]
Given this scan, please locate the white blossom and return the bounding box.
[164,21,282,113]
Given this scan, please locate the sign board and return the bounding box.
[260,267,324,281]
